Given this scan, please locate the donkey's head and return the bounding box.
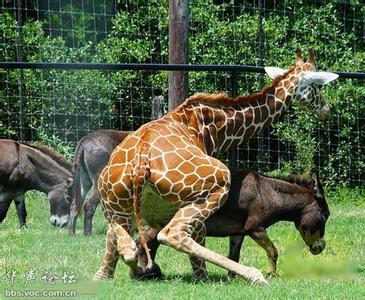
[49,178,73,227]
[265,49,338,122]
[295,170,330,255]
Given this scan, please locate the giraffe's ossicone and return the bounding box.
[95,49,338,285]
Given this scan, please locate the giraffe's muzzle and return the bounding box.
[316,104,331,122]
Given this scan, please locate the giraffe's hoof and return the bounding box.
[251,277,269,286]
[119,242,139,264]
[131,263,163,280]
[266,271,278,278]
[92,272,112,281]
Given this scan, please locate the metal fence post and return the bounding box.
[17,0,25,141]
[151,95,165,120]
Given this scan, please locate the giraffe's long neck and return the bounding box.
[181,73,300,156]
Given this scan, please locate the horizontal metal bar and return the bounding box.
[332,71,365,79]
[0,62,265,73]
[0,62,364,79]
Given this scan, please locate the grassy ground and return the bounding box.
[1,190,364,299]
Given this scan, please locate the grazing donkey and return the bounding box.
[137,169,330,278]
[0,139,73,227]
[68,130,132,235]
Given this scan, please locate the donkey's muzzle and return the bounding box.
[50,215,69,227]
[309,239,326,255]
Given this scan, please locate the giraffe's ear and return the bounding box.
[302,71,339,85]
[264,67,287,79]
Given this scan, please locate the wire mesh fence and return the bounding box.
[0,1,364,187]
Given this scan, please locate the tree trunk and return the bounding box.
[168,0,189,111]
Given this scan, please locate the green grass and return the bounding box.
[1,190,364,299]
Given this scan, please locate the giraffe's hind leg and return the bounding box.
[157,186,268,285]
[94,224,119,280]
[94,216,143,280]
[111,216,139,264]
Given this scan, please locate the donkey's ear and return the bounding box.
[311,170,319,188]
[264,67,287,79]
[302,71,339,85]
[311,169,323,196]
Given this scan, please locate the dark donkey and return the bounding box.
[68,130,132,235]
[137,169,330,278]
[0,139,73,228]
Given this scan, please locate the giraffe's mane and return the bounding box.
[184,67,296,107]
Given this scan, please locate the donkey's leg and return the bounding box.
[229,235,245,262]
[250,230,278,275]
[0,195,13,224]
[68,202,78,234]
[157,187,267,285]
[227,235,245,278]
[14,194,27,228]
[83,186,100,236]
[69,168,92,235]
[94,224,119,280]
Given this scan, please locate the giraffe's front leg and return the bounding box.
[93,224,119,280]
[189,221,209,282]
[157,186,268,286]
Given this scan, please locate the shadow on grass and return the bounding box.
[141,272,232,284]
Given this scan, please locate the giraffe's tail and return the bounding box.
[132,147,153,270]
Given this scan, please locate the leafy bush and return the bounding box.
[0,1,363,188]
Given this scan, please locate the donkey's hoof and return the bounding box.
[192,276,210,284]
[83,230,92,236]
[266,271,278,278]
[131,263,163,280]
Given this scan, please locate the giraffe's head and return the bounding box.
[265,49,339,122]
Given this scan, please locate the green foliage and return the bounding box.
[36,128,74,160]
[326,187,365,206]
[0,1,364,187]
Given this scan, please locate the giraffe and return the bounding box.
[95,49,338,285]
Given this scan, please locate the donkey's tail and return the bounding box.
[132,145,153,269]
[72,161,84,216]
[68,152,85,234]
